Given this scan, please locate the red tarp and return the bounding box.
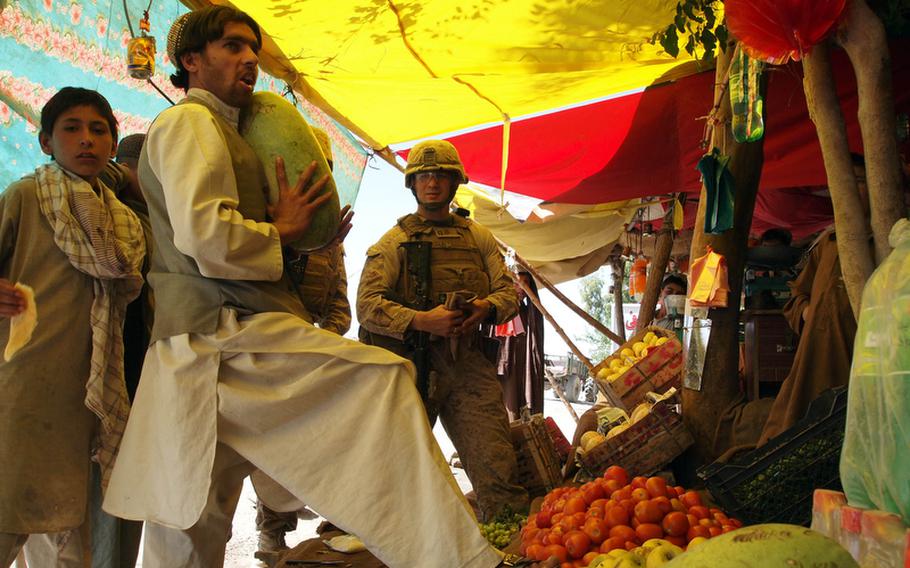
[406,41,909,239]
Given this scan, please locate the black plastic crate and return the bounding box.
[697,386,847,526]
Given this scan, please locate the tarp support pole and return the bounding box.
[636,198,677,333]
[509,249,625,347]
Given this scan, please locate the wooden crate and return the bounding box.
[591,326,683,409]
[579,401,693,477]
[510,415,563,496]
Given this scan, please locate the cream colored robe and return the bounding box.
[103,89,499,568]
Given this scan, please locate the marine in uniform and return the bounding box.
[357,140,529,520]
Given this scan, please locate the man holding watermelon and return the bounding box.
[101,6,511,568]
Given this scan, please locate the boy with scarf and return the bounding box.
[0,87,145,567]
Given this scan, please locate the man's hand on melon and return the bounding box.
[269,156,334,245]
[0,279,25,318]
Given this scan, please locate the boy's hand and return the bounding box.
[0,279,25,317]
[268,157,333,246]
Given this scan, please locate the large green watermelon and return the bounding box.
[666,523,858,567]
[241,91,340,251]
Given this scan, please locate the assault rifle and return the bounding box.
[399,240,433,402]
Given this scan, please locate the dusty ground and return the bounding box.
[128,391,593,567]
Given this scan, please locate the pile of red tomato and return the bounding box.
[518,465,743,566]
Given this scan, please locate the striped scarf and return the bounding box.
[34,163,145,491]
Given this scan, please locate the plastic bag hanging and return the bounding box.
[689,246,730,308]
[629,256,649,301]
[494,314,525,337]
[697,148,735,235]
[730,48,765,143]
[840,219,910,521]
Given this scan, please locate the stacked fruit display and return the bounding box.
[595,332,668,385]
[518,466,743,567]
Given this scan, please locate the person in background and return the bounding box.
[758,155,866,444]
[101,8,504,567]
[84,133,152,568]
[109,133,154,402]
[253,127,350,559]
[759,228,793,248]
[0,87,145,567]
[495,271,545,421]
[357,140,529,521]
[651,273,687,330]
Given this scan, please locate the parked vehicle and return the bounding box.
[544,353,596,403]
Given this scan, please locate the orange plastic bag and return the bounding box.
[689,246,730,308]
[629,256,649,299]
[494,314,524,337]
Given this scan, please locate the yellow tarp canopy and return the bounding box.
[216,0,700,151]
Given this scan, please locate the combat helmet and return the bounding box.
[404,140,469,189]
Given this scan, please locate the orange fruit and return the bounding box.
[635,523,664,542]
[609,525,636,543]
[662,511,690,537]
[604,504,630,528]
[680,491,703,509]
[563,530,592,559]
[564,497,587,516]
[633,500,663,524]
[631,488,650,503]
[604,465,630,486]
[645,477,668,498]
[599,536,626,552]
[544,544,569,562]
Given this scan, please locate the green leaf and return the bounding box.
[715,24,729,51]
[704,5,716,29]
[675,12,686,32]
[685,33,696,56]
[682,0,704,23]
[700,28,716,55]
[660,24,680,57]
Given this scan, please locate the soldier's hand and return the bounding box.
[410,305,464,337]
[313,205,354,252]
[269,157,333,245]
[456,298,492,334]
[0,279,25,318]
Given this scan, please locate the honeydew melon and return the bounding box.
[242,91,340,251]
[665,523,858,567]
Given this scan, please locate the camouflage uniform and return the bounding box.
[357,212,529,520]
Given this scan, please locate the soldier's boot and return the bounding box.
[254,529,289,566]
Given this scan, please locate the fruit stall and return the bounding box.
[471,308,874,567]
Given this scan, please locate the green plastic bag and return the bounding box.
[840,219,910,523]
[697,148,735,234]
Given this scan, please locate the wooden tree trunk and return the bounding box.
[835,0,906,264]
[682,44,765,464]
[803,41,875,317]
[611,256,626,343]
[636,202,676,333]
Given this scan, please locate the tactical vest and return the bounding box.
[298,244,343,322]
[140,93,308,342]
[394,213,491,307]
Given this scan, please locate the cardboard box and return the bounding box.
[591,326,683,410]
[579,401,693,477]
[510,415,563,496]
